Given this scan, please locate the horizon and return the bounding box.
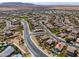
[0,2,79,5]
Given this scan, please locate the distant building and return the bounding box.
[0,46,15,57]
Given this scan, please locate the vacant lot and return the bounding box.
[0,6,79,11]
[49,6,79,10]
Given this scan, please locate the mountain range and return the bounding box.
[0,2,35,6]
[1,2,79,7]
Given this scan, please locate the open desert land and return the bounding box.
[0,6,79,11]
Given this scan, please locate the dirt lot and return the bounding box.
[49,6,79,10]
[0,6,79,11]
[0,6,33,11]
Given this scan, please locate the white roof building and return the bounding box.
[13,53,22,57]
[0,46,15,57]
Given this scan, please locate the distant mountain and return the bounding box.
[0,2,35,6]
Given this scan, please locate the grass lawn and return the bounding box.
[0,46,6,53]
[50,28,61,35]
[57,53,64,57]
[13,46,21,54]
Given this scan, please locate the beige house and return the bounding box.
[77,49,79,57]
[75,38,79,46]
[46,39,53,45]
[33,29,43,32]
[75,43,79,46]
[76,38,79,43]
[40,35,50,40]
[46,23,54,29]
[72,29,78,34]
[59,33,67,38]
[67,46,77,53]
[0,19,5,23]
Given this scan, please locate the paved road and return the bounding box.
[21,20,48,57]
[39,21,79,48]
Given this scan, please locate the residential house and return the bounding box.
[67,46,77,57]
[59,32,67,38]
[4,31,13,36]
[0,19,5,23]
[40,35,50,40]
[77,53,79,57]
[10,25,20,31]
[75,38,79,46]
[72,29,78,34]
[55,42,66,51]
[11,19,21,25]
[77,49,79,57]
[46,23,54,29]
[33,28,44,32]
[46,38,53,45]
[31,20,38,27]
[76,38,79,43]
[64,17,71,24]
[35,27,42,29]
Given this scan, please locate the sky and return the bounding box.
[0,0,79,5]
[1,2,79,5]
[32,2,79,5]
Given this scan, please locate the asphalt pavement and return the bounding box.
[21,20,48,57]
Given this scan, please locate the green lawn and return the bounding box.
[13,46,21,54]
[0,46,6,53]
[57,53,64,57]
[50,28,61,35]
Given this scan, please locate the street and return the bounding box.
[21,20,48,57]
[39,21,79,48]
